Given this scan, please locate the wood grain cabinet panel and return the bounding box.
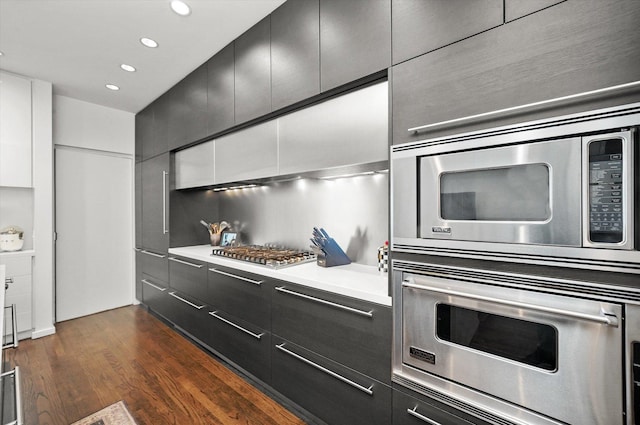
[146,93,170,159]
[141,153,170,253]
[391,0,640,145]
[319,0,391,91]
[272,338,392,425]
[271,0,320,111]
[136,105,154,161]
[234,17,271,124]
[169,64,208,151]
[272,283,392,384]
[207,44,235,136]
[392,0,503,65]
[505,0,565,22]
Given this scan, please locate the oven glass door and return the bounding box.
[419,137,582,246]
[401,274,623,425]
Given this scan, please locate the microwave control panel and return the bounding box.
[588,138,624,243]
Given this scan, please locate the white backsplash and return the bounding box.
[218,173,388,266]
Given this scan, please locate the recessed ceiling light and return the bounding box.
[0,51,3,56]
[170,0,191,16]
[105,84,120,91]
[120,64,136,72]
[140,37,158,48]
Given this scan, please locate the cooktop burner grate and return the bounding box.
[211,245,316,269]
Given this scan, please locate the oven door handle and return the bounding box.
[402,281,619,327]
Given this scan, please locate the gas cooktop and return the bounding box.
[211,245,316,269]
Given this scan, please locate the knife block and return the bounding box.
[316,238,351,267]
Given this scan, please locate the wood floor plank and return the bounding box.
[8,306,307,425]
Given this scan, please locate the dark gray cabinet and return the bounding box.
[148,93,170,159]
[135,163,142,249]
[319,0,391,91]
[206,265,272,330]
[271,0,320,111]
[272,283,392,384]
[391,0,640,144]
[169,63,208,150]
[136,105,154,161]
[141,275,171,319]
[201,310,272,383]
[164,290,209,342]
[207,44,235,136]
[391,0,503,65]
[393,387,492,425]
[272,338,392,425]
[138,249,168,285]
[505,0,565,22]
[141,153,170,253]
[202,264,273,382]
[135,251,143,302]
[168,256,208,302]
[234,17,271,124]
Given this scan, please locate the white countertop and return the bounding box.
[168,245,392,306]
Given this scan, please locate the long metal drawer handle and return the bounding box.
[407,407,442,425]
[169,292,205,310]
[275,287,373,318]
[162,170,169,235]
[141,279,167,291]
[169,257,204,268]
[209,268,263,285]
[1,367,23,425]
[5,278,13,284]
[402,280,619,327]
[407,80,640,134]
[140,250,167,259]
[275,343,374,396]
[209,311,264,340]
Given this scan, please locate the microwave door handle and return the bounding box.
[402,281,619,327]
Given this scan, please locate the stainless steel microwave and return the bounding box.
[391,102,640,273]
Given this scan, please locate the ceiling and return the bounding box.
[0,0,286,113]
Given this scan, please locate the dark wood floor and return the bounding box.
[5,305,306,425]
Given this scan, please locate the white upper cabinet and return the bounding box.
[214,120,278,183]
[278,81,388,176]
[0,72,32,187]
[175,141,215,190]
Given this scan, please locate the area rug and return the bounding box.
[71,401,137,425]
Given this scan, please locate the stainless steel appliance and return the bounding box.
[211,245,316,268]
[391,102,640,273]
[392,260,640,425]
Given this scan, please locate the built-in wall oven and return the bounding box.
[392,260,640,425]
[391,102,640,273]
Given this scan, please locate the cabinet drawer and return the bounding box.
[141,275,171,320]
[165,290,208,343]
[201,309,271,384]
[138,249,168,284]
[393,387,491,425]
[168,256,207,302]
[272,283,391,384]
[206,265,271,330]
[272,337,392,425]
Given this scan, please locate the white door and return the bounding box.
[55,146,133,321]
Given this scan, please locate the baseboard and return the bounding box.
[31,326,56,339]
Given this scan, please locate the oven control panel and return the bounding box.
[587,137,625,244]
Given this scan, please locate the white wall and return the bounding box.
[53,95,134,154]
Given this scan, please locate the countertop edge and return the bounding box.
[168,246,392,307]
